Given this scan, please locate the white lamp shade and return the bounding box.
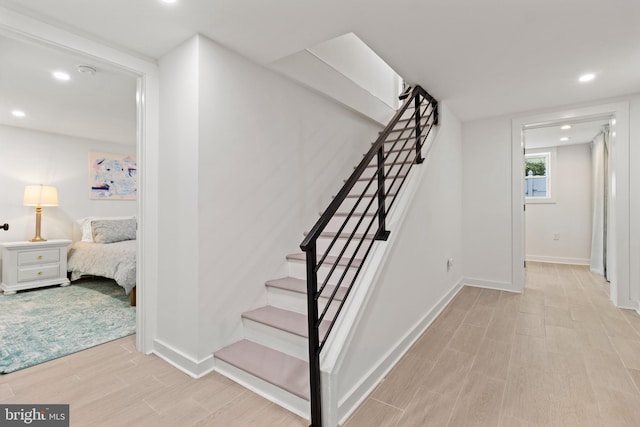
[24,185,58,207]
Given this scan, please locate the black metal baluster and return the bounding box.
[375,145,390,241]
[433,100,439,126]
[415,95,424,164]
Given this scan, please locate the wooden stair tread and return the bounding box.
[332,211,375,218]
[266,277,347,301]
[372,136,415,144]
[242,305,329,338]
[304,230,374,240]
[214,339,309,400]
[364,161,412,168]
[286,253,362,268]
[344,192,397,199]
[355,173,407,182]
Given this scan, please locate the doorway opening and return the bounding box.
[511,101,632,309]
[523,117,612,276]
[0,12,160,354]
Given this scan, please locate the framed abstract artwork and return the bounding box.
[89,152,137,200]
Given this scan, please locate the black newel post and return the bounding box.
[305,244,322,427]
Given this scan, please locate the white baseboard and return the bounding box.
[526,255,589,266]
[152,338,215,379]
[337,278,464,424]
[590,267,604,276]
[613,298,638,311]
[463,277,516,293]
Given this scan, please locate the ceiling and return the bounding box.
[0,35,137,144]
[525,118,610,149]
[0,0,639,131]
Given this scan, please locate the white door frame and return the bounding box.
[511,101,633,308]
[0,7,160,352]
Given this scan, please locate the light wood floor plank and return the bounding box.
[3,262,640,426]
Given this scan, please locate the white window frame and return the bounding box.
[525,147,556,204]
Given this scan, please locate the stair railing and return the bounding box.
[300,85,438,426]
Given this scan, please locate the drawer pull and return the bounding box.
[38,255,43,260]
[38,271,43,276]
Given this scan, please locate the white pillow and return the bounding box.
[91,218,137,243]
[77,216,135,242]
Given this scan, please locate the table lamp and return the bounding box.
[24,184,58,242]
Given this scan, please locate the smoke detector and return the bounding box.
[77,65,97,76]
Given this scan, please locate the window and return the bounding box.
[524,149,555,203]
[525,153,548,198]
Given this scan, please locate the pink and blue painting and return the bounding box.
[89,152,137,200]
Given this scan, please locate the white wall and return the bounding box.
[462,116,513,288]
[631,96,640,307]
[333,102,463,422]
[156,36,201,361]
[269,33,402,125]
[463,94,640,310]
[525,143,592,265]
[0,124,136,244]
[156,34,382,369]
[308,33,403,110]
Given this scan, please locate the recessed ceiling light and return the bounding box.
[77,65,97,75]
[560,137,570,142]
[160,0,177,3]
[11,110,26,118]
[560,125,571,130]
[579,73,595,83]
[52,71,70,81]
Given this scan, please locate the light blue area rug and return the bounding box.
[0,278,135,373]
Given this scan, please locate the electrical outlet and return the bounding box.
[553,233,560,241]
[447,258,454,271]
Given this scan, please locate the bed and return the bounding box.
[67,216,137,305]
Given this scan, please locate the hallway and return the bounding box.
[345,262,640,426]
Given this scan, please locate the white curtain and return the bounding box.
[590,128,608,277]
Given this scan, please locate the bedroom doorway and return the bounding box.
[0,14,159,354]
[0,33,139,364]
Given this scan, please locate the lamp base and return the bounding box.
[30,206,47,242]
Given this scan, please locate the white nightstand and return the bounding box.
[1,240,72,295]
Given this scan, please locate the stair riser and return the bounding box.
[242,317,308,360]
[333,172,408,213]
[325,214,376,234]
[329,196,374,215]
[214,359,310,419]
[350,176,407,194]
[266,286,339,319]
[288,259,359,285]
[315,236,371,260]
[359,163,410,177]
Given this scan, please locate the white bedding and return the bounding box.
[67,240,136,294]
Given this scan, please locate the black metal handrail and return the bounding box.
[300,85,438,426]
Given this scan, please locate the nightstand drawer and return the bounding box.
[18,249,60,266]
[18,264,60,282]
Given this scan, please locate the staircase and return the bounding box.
[213,86,438,425]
